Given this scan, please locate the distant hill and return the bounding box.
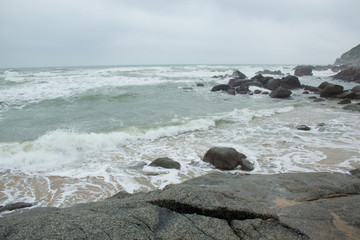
[334,44,360,66]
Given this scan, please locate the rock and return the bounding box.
[265,78,281,90]
[302,91,309,94]
[149,157,181,170]
[270,87,292,98]
[211,84,231,92]
[196,83,204,87]
[226,88,236,95]
[296,125,311,131]
[281,75,301,89]
[313,98,325,102]
[256,70,284,75]
[338,99,351,104]
[294,65,313,76]
[262,91,269,95]
[253,89,262,94]
[0,202,34,213]
[203,147,254,171]
[251,74,274,85]
[343,104,360,111]
[320,84,344,97]
[333,66,360,83]
[303,85,319,93]
[1,172,360,239]
[232,70,247,79]
[334,44,360,66]
[352,85,360,93]
[308,96,317,100]
[318,81,331,89]
[350,168,360,178]
[336,91,355,99]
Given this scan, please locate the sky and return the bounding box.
[0,0,359,68]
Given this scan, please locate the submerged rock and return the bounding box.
[149,157,181,170]
[256,69,284,75]
[203,147,254,171]
[296,125,311,131]
[343,104,360,112]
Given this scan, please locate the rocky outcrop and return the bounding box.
[256,70,284,75]
[203,147,254,171]
[149,157,181,170]
[1,171,359,239]
[232,70,247,79]
[333,66,360,83]
[334,44,360,66]
[294,65,313,76]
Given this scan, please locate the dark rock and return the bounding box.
[281,75,301,89]
[226,88,236,95]
[211,84,231,92]
[338,99,351,104]
[318,81,332,89]
[1,172,359,239]
[149,157,181,170]
[203,147,254,171]
[294,65,313,76]
[212,74,231,79]
[196,83,204,87]
[232,70,247,79]
[343,104,360,111]
[308,96,317,99]
[334,44,360,66]
[333,66,360,83]
[320,84,344,97]
[270,87,292,98]
[262,91,269,95]
[251,74,274,85]
[182,87,193,90]
[313,98,325,102]
[265,78,281,90]
[352,85,360,93]
[350,168,360,178]
[302,91,309,94]
[254,89,262,94]
[296,125,311,131]
[303,85,319,92]
[256,70,284,75]
[0,202,34,213]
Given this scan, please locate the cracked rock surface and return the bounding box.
[1,171,359,239]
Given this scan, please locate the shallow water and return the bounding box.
[0,65,359,209]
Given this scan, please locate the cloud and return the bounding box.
[0,0,359,67]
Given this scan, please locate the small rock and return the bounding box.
[343,104,360,111]
[296,125,311,131]
[211,84,231,92]
[232,70,247,79]
[254,90,262,94]
[313,98,325,102]
[338,99,351,104]
[149,157,181,170]
[0,202,34,213]
[203,147,254,171]
[196,83,204,87]
[303,91,309,94]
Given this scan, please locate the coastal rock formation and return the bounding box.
[256,69,284,75]
[203,147,254,171]
[232,70,247,79]
[1,171,359,239]
[149,157,181,170]
[334,44,360,66]
[294,65,313,76]
[320,84,344,98]
[333,66,360,83]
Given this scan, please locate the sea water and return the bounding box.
[0,65,359,209]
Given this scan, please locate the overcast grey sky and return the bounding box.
[0,0,359,68]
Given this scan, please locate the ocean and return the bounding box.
[0,64,359,209]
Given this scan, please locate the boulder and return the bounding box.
[352,85,360,93]
[203,147,254,171]
[149,157,181,170]
[303,85,319,92]
[281,75,301,89]
[294,65,313,76]
[265,78,281,90]
[338,99,351,104]
[336,91,355,99]
[211,84,231,92]
[320,84,344,97]
[256,70,284,75]
[270,87,292,98]
[251,74,274,86]
[296,125,311,131]
[318,81,332,89]
[333,66,360,83]
[343,104,360,111]
[232,70,247,79]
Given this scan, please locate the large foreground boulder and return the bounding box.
[203,147,254,171]
[1,171,359,239]
[281,75,301,89]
